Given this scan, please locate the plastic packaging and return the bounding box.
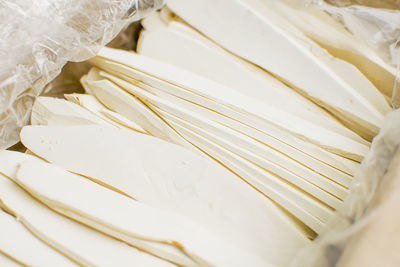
[307,0,400,108]
[0,0,164,149]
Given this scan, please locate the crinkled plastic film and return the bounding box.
[0,0,164,149]
[307,0,400,106]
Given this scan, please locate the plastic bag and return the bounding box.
[0,0,164,149]
[307,1,400,107]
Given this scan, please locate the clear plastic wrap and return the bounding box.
[0,0,164,149]
[311,2,399,63]
[307,0,400,107]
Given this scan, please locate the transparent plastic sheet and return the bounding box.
[308,1,400,63]
[307,0,400,107]
[0,0,164,149]
[43,22,143,99]
[287,1,400,266]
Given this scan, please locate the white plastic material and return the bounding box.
[0,0,164,149]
